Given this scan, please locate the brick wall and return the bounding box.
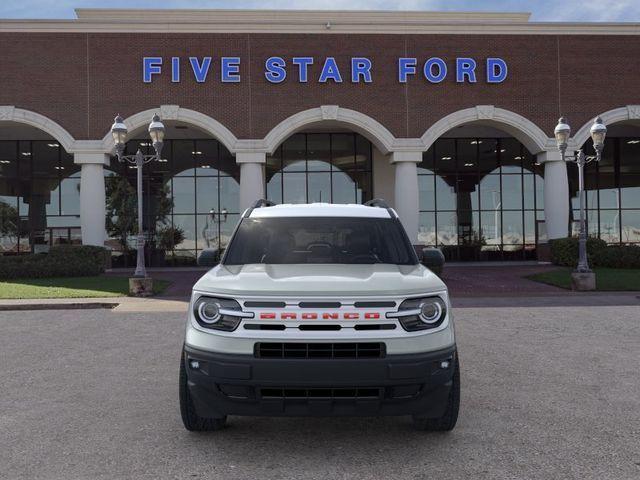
[1,32,638,142]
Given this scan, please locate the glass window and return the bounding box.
[60,176,80,216]
[437,211,457,245]
[435,176,456,210]
[307,134,331,171]
[418,175,435,210]
[282,134,306,172]
[599,210,620,243]
[502,211,523,245]
[196,176,219,214]
[0,141,18,177]
[267,133,372,205]
[435,139,455,175]
[456,139,477,171]
[308,172,331,203]
[32,141,59,177]
[173,140,195,176]
[418,211,436,246]
[172,177,195,214]
[172,215,196,250]
[524,210,536,245]
[355,134,372,171]
[224,217,417,266]
[479,175,501,211]
[331,134,356,171]
[456,176,479,211]
[419,148,435,173]
[501,175,523,210]
[481,211,501,246]
[621,210,640,243]
[477,139,498,174]
[194,139,219,174]
[620,175,640,208]
[500,138,523,174]
[282,173,307,203]
[219,176,239,213]
[331,171,355,204]
[266,172,283,203]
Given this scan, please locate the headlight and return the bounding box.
[388,296,447,331]
[193,296,251,331]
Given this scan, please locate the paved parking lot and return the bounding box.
[1,305,639,479]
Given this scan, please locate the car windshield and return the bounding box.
[223,216,417,265]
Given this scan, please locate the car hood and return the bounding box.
[193,263,447,297]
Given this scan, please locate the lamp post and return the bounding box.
[110,113,165,288]
[554,116,607,290]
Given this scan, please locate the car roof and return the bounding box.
[248,203,393,219]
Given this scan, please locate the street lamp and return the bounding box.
[110,113,165,279]
[554,116,607,285]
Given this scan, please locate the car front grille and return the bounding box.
[255,342,386,359]
[260,387,383,399]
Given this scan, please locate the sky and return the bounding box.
[0,0,639,22]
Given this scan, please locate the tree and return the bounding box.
[0,201,19,238]
[105,175,173,251]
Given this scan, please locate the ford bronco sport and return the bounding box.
[180,199,459,431]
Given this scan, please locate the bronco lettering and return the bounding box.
[258,312,381,320]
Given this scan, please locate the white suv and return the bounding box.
[180,199,459,431]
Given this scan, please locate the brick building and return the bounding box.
[0,9,639,264]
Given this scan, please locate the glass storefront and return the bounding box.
[570,137,640,244]
[107,138,239,266]
[0,140,81,255]
[266,133,373,204]
[418,138,544,261]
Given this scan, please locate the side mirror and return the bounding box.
[420,247,445,276]
[197,248,221,267]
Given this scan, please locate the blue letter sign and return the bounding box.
[265,57,287,83]
[143,57,162,83]
[486,58,508,83]
[143,55,508,85]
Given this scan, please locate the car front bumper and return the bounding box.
[183,344,457,418]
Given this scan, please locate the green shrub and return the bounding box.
[592,245,640,269]
[550,237,640,269]
[550,237,607,267]
[0,245,108,280]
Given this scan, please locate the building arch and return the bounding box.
[420,105,552,155]
[571,105,640,148]
[100,105,239,154]
[0,106,76,153]
[263,106,396,155]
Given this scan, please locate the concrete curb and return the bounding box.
[0,302,119,311]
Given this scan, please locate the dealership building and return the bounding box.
[1,9,639,265]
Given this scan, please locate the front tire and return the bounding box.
[179,353,227,431]
[412,355,460,432]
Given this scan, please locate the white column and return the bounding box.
[539,151,569,240]
[391,151,422,244]
[237,152,266,212]
[75,153,109,247]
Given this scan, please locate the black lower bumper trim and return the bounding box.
[183,344,457,418]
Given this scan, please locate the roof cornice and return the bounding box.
[0,9,639,35]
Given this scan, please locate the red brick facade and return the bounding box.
[0,32,638,141]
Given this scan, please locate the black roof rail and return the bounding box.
[243,198,276,218]
[364,198,396,218]
[364,198,390,209]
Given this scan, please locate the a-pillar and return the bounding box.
[391,151,422,244]
[75,152,109,246]
[539,150,569,239]
[237,151,266,212]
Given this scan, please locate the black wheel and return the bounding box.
[179,353,227,431]
[412,355,460,432]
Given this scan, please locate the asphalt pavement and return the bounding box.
[0,305,639,479]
